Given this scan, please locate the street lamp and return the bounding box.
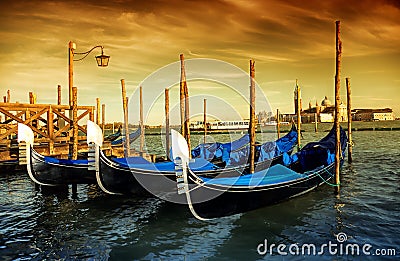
[68,41,110,106]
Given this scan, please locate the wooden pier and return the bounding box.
[0,99,137,163]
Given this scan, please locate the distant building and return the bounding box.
[302,96,347,123]
[353,108,394,121]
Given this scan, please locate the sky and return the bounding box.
[0,0,399,125]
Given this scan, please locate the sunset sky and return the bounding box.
[0,0,399,124]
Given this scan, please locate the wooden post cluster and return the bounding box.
[346,77,353,163]
[165,88,170,159]
[249,59,256,174]
[120,79,130,157]
[334,20,342,194]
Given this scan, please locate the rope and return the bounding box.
[316,168,340,187]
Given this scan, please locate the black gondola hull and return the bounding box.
[185,162,338,219]
[30,147,95,185]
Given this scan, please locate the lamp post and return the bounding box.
[68,41,110,107]
[67,41,110,161]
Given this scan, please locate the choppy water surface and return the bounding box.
[1,124,399,260]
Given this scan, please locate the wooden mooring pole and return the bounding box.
[165,88,170,159]
[203,99,207,144]
[314,113,318,132]
[96,98,100,125]
[71,87,78,160]
[276,108,280,139]
[346,77,353,163]
[121,79,130,157]
[180,54,191,152]
[57,85,62,105]
[295,79,301,151]
[334,20,342,194]
[179,54,186,138]
[102,104,105,133]
[249,59,256,174]
[139,86,144,154]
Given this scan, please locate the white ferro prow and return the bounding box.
[86,120,120,195]
[171,129,190,194]
[17,123,54,186]
[171,129,210,221]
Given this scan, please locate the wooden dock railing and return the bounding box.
[0,102,94,155]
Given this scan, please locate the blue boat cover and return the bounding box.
[283,126,347,172]
[201,126,347,187]
[201,164,305,186]
[113,157,216,171]
[111,128,141,145]
[44,157,88,166]
[225,126,298,167]
[191,134,249,159]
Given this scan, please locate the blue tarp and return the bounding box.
[112,157,216,171]
[111,128,141,145]
[44,157,88,165]
[201,164,304,186]
[191,134,249,160]
[226,126,298,167]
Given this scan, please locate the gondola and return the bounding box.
[172,126,347,220]
[18,123,96,186]
[17,120,296,189]
[90,122,298,195]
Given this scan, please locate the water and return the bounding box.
[1,125,400,260]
